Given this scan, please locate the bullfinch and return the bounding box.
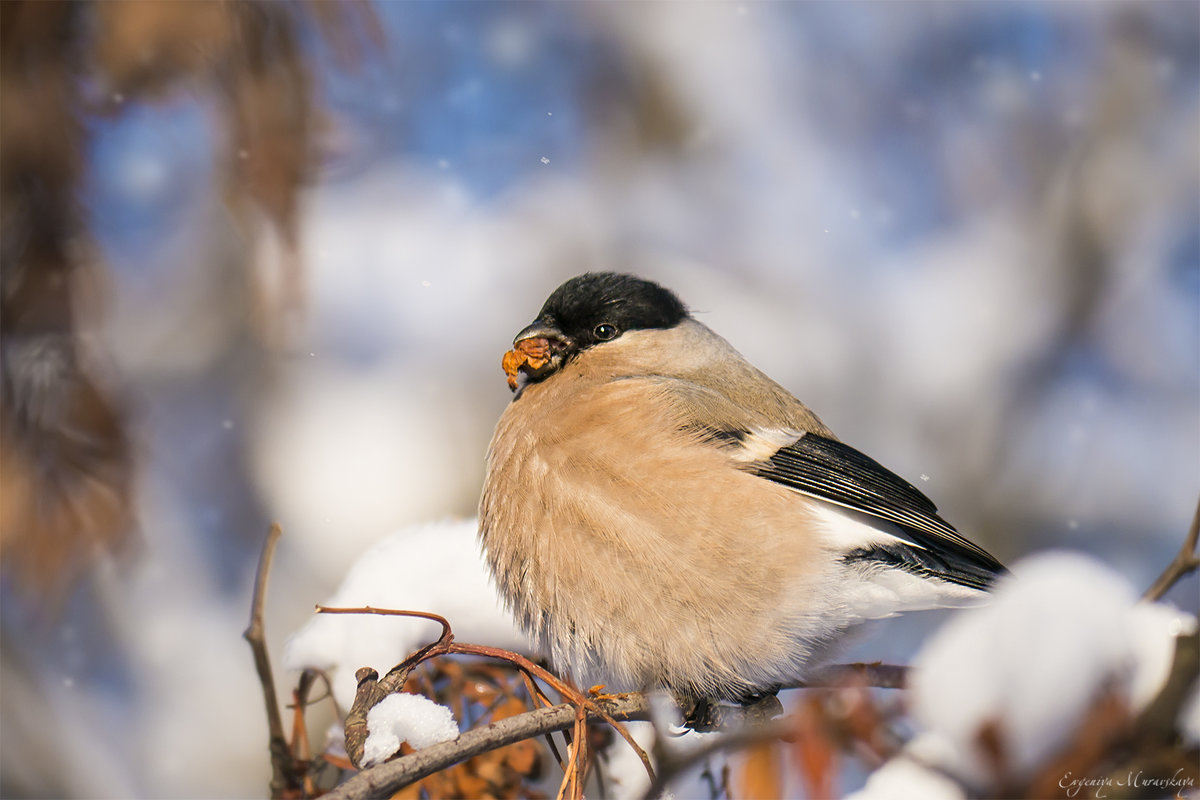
[480,272,1005,713]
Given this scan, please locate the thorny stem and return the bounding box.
[1143,494,1200,602]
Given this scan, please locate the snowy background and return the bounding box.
[2,2,1198,797]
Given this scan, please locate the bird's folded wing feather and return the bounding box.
[747,432,1005,588]
[639,374,1006,589]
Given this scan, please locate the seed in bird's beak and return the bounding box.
[502,338,553,390]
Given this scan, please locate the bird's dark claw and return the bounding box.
[679,691,783,732]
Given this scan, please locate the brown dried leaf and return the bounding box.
[0,6,134,604]
[386,659,545,799]
[473,756,507,787]
[504,739,541,778]
[389,783,421,800]
[495,697,531,721]
[739,740,785,800]
[789,694,840,800]
[0,334,134,604]
[465,679,503,708]
[344,667,384,769]
[976,717,1009,781]
[93,1,234,97]
[1,0,389,606]
[303,0,384,69]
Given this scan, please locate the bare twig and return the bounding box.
[804,663,909,690]
[291,673,320,798]
[317,605,453,677]
[1135,629,1200,747]
[243,523,303,798]
[1144,494,1200,601]
[520,669,569,771]
[557,705,588,800]
[315,605,452,643]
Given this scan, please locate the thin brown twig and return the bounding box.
[290,684,317,798]
[557,708,586,800]
[316,605,453,640]
[519,669,569,771]
[519,669,555,710]
[243,523,302,798]
[1143,494,1200,601]
[316,605,454,667]
[804,663,909,690]
[577,710,589,800]
[289,667,336,713]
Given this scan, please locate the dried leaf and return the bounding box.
[738,740,785,800]
[93,1,234,97]
[789,694,840,800]
[344,667,384,769]
[505,739,541,778]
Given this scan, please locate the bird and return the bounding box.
[479,272,1005,718]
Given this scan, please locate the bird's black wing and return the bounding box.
[749,432,1006,590]
[646,374,1004,590]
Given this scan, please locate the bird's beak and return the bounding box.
[513,321,566,347]
[502,321,572,392]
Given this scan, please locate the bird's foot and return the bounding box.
[587,683,623,702]
[680,691,783,732]
[680,696,719,732]
[735,691,784,726]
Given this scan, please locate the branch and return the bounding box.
[805,663,908,690]
[243,523,304,798]
[1144,494,1200,601]
[324,694,648,800]
[1135,628,1200,747]
[320,663,908,800]
[317,605,656,781]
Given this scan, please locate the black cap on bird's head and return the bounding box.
[533,272,688,343]
[501,273,688,391]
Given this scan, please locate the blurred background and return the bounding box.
[2,1,1197,796]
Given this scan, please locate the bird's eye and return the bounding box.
[593,323,618,341]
